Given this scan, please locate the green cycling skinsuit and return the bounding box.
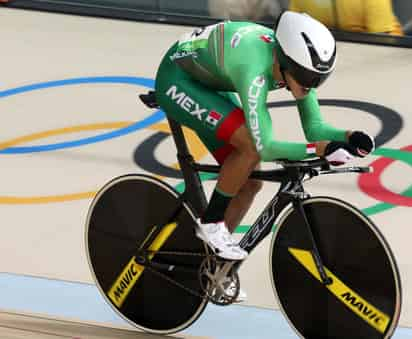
[155,21,347,164]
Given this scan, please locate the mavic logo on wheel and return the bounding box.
[166,85,207,121]
[289,247,390,334]
[107,222,178,308]
[108,258,143,308]
[340,291,385,326]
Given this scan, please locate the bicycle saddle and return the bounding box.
[139,90,159,109]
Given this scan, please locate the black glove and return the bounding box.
[324,141,357,166]
[348,131,375,157]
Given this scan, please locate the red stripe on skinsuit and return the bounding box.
[216,108,245,143]
[212,144,235,164]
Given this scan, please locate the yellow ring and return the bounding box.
[0,122,208,204]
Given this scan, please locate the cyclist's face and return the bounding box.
[273,54,310,97]
[272,54,285,85]
[284,71,311,98]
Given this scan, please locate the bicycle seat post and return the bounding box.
[167,117,208,217]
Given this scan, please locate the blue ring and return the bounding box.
[0,76,164,154]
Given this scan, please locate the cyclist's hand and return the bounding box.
[323,141,356,166]
[348,131,375,157]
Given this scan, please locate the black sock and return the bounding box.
[201,188,234,224]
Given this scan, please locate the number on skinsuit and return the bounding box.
[178,24,219,49]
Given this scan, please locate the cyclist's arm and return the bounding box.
[232,69,315,162]
[297,89,348,142]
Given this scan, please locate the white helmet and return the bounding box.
[275,11,336,88]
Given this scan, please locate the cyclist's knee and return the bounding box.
[230,126,261,163]
[241,147,261,166]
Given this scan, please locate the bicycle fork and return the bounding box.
[293,198,332,286]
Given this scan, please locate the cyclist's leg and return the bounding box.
[211,92,263,232]
[224,165,263,233]
[211,126,262,232]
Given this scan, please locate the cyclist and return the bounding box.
[155,11,374,263]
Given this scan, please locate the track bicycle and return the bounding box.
[85,91,401,338]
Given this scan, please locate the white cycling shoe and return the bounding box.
[195,220,248,261]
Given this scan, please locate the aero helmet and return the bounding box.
[275,11,337,88]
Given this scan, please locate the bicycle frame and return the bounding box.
[168,117,332,278]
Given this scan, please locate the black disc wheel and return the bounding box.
[85,174,208,334]
[270,197,401,339]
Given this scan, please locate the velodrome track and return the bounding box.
[1,7,412,338]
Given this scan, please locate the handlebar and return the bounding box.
[276,158,372,177]
[193,157,372,183]
[318,166,372,175]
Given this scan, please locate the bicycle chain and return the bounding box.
[143,249,219,300]
[145,249,214,258]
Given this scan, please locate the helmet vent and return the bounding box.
[301,32,335,72]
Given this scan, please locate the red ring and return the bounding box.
[358,145,412,207]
